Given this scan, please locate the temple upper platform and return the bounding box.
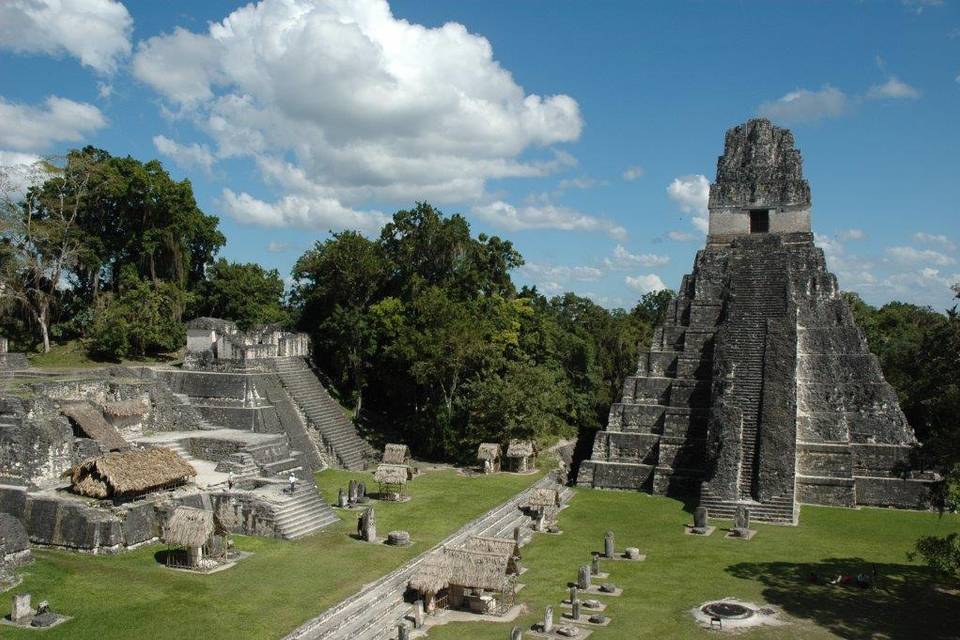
[707,118,812,239]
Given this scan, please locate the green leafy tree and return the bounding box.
[910,533,960,583]
[191,259,288,330]
[88,268,186,359]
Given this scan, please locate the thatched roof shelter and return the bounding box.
[476,443,501,462]
[408,547,513,595]
[445,548,513,592]
[69,447,196,499]
[374,464,409,486]
[163,506,213,548]
[506,440,534,458]
[527,487,561,509]
[102,399,149,417]
[382,443,410,465]
[61,402,128,451]
[464,535,519,559]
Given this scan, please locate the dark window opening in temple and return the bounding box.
[750,209,770,233]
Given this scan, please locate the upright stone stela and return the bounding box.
[578,119,930,524]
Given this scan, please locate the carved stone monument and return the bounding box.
[571,599,581,621]
[397,622,410,640]
[511,626,523,640]
[543,605,554,633]
[338,488,348,508]
[577,565,590,590]
[11,593,32,622]
[359,507,376,542]
[348,480,358,503]
[694,506,708,530]
[414,600,424,628]
[591,554,600,576]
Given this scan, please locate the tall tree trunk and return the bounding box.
[38,305,50,353]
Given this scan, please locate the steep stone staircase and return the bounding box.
[271,484,340,540]
[700,238,796,523]
[270,357,366,470]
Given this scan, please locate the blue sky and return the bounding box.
[1,0,958,309]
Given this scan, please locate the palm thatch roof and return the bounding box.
[408,551,449,594]
[445,548,513,591]
[374,463,409,485]
[163,506,213,548]
[61,402,128,451]
[102,399,149,417]
[68,447,196,499]
[476,443,501,461]
[408,547,513,594]
[506,440,534,458]
[527,487,561,509]
[464,535,519,559]
[382,443,410,465]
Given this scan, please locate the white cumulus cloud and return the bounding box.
[604,245,670,269]
[625,274,667,294]
[914,232,956,251]
[472,201,626,239]
[133,0,583,230]
[519,262,603,282]
[667,174,710,234]
[0,0,132,73]
[0,96,106,152]
[220,189,389,233]
[668,230,695,242]
[887,245,956,267]
[866,77,921,100]
[757,85,849,124]
[153,135,216,175]
[622,165,645,181]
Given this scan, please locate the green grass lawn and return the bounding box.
[426,489,960,640]
[24,339,180,370]
[4,467,542,640]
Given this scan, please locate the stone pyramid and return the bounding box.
[577,119,930,524]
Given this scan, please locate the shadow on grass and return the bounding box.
[726,557,958,639]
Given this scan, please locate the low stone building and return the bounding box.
[185,317,309,365]
[477,443,501,474]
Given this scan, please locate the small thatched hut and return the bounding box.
[382,443,410,466]
[476,443,501,473]
[445,548,515,613]
[163,506,217,567]
[69,447,196,499]
[408,547,515,614]
[102,398,149,429]
[463,535,521,574]
[61,402,128,451]
[374,463,408,501]
[505,440,535,472]
[527,487,562,511]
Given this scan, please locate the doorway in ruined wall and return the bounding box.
[750,209,770,233]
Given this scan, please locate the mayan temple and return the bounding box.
[577,118,931,524]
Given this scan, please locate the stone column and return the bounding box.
[348,480,358,503]
[572,600,581,621]
[397,622,410,640]
[510,625,523,640]
[543,606,554,633]
[513,526,521,543]
[569,585,578,604]
[591,554,600,575]
[578,565,591,590]
[358,482,366,499]
[604,531,615,558]
[338,488,348,508]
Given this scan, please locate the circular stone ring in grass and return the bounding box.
[691,599,785,632]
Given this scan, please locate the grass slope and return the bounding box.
[427,489,959,640]
[4,468,542,640]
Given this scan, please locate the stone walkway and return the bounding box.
[284,473,570,640]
